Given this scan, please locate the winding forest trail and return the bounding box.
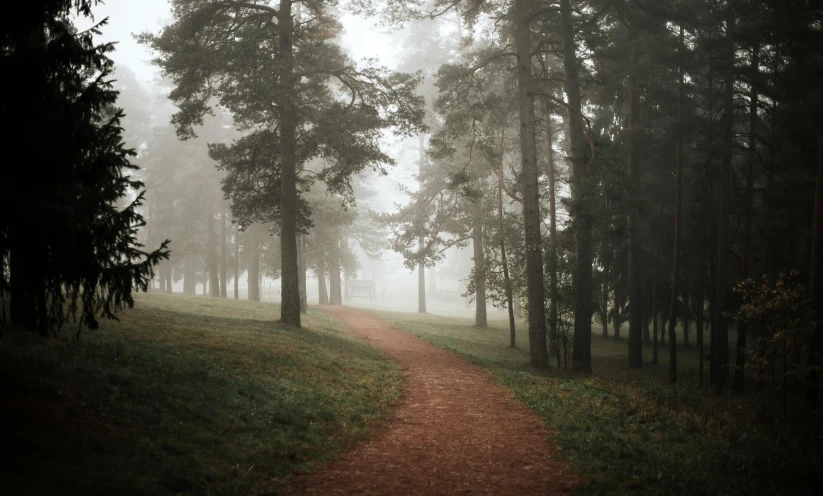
[288,306,579,495]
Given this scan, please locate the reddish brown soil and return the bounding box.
[288,306,580,495]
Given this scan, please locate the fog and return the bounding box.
[76,0,506,319]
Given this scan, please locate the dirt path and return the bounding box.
[288,306,579,495]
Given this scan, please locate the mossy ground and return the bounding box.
[0,294,401,495]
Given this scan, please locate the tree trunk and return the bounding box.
[514,0,548,369]
[806,131,823,407]
[234,223,239,299]
[665,24,686,383]
[220,206,228,298]
[498,133,517,348]
[318,254,329,305]
[278,0,300,326]
[298,235,307,313]
[561,0,592,372]
[330,243,342,305]
[248,226,260,302]
[613,287,622,339]
[207,192,220,297]
[698,238,707,387]
[547,119,561,364]
[652,231,661,364]
[473,214,488,328]
[418,238,426,313]
[601,268,609,338]
[183,254,195,295]
[628,48,643,369]
[734,43,759,391]
[713,3,735,394]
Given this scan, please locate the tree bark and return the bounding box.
[473,214,488,328]
[298,234,307,313]
[183,254,195,295]
[207,191,220,297]
[547,119,561,364]
[515,0,548,369]
[734,43,759,391]
[318,253,329,305]
[330,242,342,305]
[806,131,823,407]
[220,205,228,298]
[713,2,735,394]
[418,238,426,313]
[666,25,686,383]
[279,0,300,326]
[234,223,239,299]
[628,48,643,369]
[652,232,661,364]
[497,133,517,348]
[698,234,707,387]
[248,226,260,302]
[560,0,592,372]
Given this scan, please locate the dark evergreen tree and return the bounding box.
[1,0,168,335]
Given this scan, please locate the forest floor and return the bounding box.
[288,306,580,495]
[0,294,402,495]
[371,309,823,495]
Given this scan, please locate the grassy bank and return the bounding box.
[0,294,401,495]
[370,310,822,496]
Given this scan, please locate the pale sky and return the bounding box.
[77,0,401,84]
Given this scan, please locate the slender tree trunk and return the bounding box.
[417,133,427,314]
[652,232,661,364]
[515,0,549,369]
[734,43,759,391]
[418,247,426,313]
[698,233,707,387]
[318,253,329,305]
[220,206,228,298]
[183,255,195,295]
[561,0,592,372]
[279,0,300,326]
[757,211,770,390]
[628,48,643,369]
[806,131,823,407]
[298,235,307,313]
[146,201,154,292]
[684,312,691,347]
[248,226,260,302]
[601,265,609,338]
[473,215,488,328]
[330,243,342,305]
[666,24,686,383]
[498,134,517,348]
[613,287,622,339]
[207,192,220,297]
[547,119,561,364]
[234,223,239,300]
[713,3,735,394]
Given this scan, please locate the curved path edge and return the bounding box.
[288,306,580,495]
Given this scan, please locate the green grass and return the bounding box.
[368,310,823,496]
[0,294,401,495]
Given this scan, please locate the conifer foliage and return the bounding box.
[0,1,169,335]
